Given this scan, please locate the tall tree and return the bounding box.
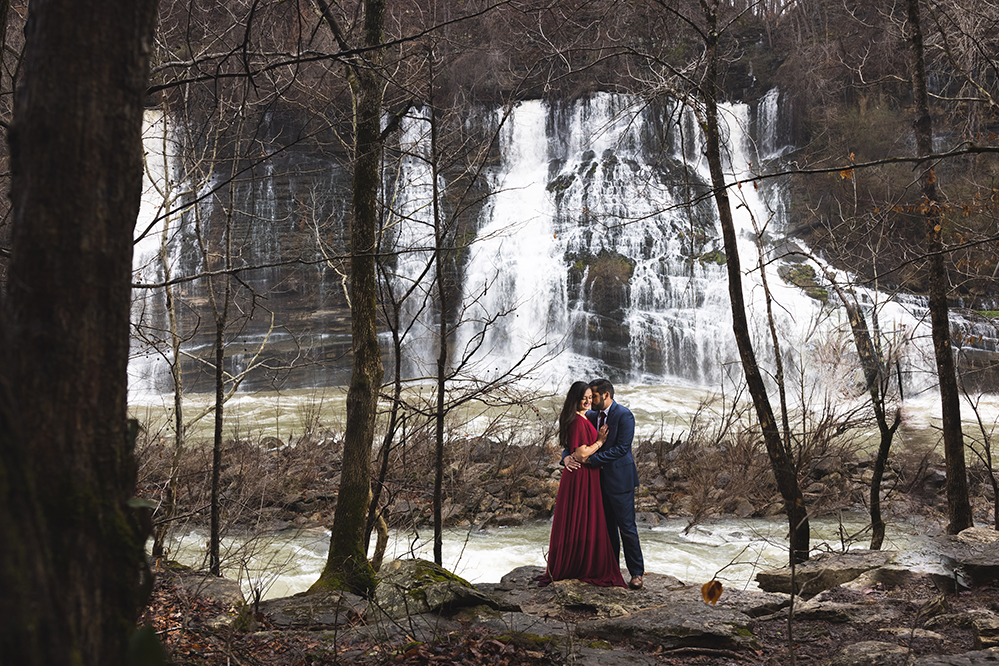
[311,0,387,595]
[698,0,809,563]
[906,0,973,534]
[0,0,160,663]
[827,279,902,549]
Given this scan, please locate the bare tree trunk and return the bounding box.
[906,0,972,534]
[152,129,186,559]
[314,0,386,596]
[194,174,235,576]
[210,301,227,574]
[829,281,902,549]
[427,48,450,567]
[0,0,159,663]
[700,0,808,563]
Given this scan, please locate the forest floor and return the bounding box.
[141,565,999,666]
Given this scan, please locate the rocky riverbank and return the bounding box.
[147,526,999,665]
[247,431,977,536]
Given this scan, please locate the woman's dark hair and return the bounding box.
[558,381,590,450]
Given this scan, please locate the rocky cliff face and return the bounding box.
[132,87,999,395]
[131,0,999,395]
[136,93,779,392]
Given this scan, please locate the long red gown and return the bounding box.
[537,415,626,587]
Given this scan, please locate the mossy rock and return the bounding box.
[368,558,498,620]
[698,249,727,266]
[778,263,828,302]
[546,173,575,194]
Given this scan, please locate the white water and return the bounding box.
[453,101,573,384]
[130,110,178,398]
[130,93,998,402]
[387,107,441,376]
[163,513,946,602]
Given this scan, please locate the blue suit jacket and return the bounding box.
[585,401,639,495]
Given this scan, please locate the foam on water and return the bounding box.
[163,514,939,601]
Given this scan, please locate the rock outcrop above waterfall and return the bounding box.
[155,527,999,665]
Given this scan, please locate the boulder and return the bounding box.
[810,455,843,479]
[935,527,999,589]
[258,588,366,628]
[959,544,999,589]
[575,601,756,651]
[368,558,498,620]
[635,511,660,526]
[475,565,548,612]
[789,595,905,624]
[825,640,909,666]
[974,613,999,649]
[547,579,631,618]
[733,497,755,518]
[173,571,244,606]
[841,566,939,592]
[755,550,896,597]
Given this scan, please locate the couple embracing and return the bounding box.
[537,379,645,590]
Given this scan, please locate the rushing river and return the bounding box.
[163,513,949,602]
[136,383,997,601]
[129,382,999,452]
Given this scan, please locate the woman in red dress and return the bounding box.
[537,381,627,588]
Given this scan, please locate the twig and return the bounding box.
[660,646,751,660]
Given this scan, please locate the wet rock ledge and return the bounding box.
[166,527,999,665]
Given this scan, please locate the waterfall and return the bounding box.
[387,108,446,376]
[129,110,178,400]
[129,92,997,398]
[440,91,989,396]
[442,93,819,388]
[452,102,572,384]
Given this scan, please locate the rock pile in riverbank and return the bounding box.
[263,433,969,536]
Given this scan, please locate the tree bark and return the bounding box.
[700,0,809,563]
[906,0,973,534]
[152,151,186,559]
[313,0,386,596]
[427,48,449,567]
[829,282,901,549]
[0,0,159,663]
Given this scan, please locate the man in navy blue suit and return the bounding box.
[566,378,645,589]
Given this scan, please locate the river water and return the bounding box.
[164,512,947,602]
[136,383,997,601]
[129,381,999,451]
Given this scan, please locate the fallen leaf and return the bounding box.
[702,579,723,605]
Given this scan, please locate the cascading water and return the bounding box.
[435,90,997,396]
[130,91,997,400]
[441,92,830,389]
[387,107,447,376]
[130,110,179,399]
[452,102,572,384]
